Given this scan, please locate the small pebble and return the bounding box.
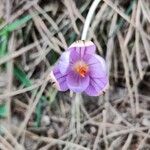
[41,115,50,126]
[142,116,150,127]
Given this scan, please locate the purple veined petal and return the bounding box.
[66,70,90,92]
[84,54,109,96]
[87,54,108,78]
[68,40,96,58]
[58,51,70,74]
[69,47,81,63]
[69,47,92,65]
[85,76,109,96]
[51,66,69,91]
[84,43,96,55]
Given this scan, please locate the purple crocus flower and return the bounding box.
[50,40,109,96]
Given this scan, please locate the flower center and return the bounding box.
[74,61,88,77]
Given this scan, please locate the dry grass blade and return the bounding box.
[122,133,133,150]
[33,4,68,49]
[117,32,135,117]
[140,0,150,23]
[63,0,79,34]
[0,135,15,150]
[137,130,150,150]
[124,2,136,46]
[102,0,150,40]
[16,75,49,138]
[0,0,39,30]
[93,124,102,150]
[0,80,44,99]
[6,33,15,129]
[135,0,143,79]
[106,13,117,72]
[0,40,43,65]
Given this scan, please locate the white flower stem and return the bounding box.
[70,93,81,135]
[75,93,81,134]
[81,0,101,40]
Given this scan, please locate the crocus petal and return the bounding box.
[87,54,107,78]
[66,71,90,92]
[85,76,109,96]
[58,51,70,74]
[85,54,109,96]
[69,40,96,58]
[52,66,68,91]
[69,47,81,63]
[69,48,92,65]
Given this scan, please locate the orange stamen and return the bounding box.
[74,61,88,77]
